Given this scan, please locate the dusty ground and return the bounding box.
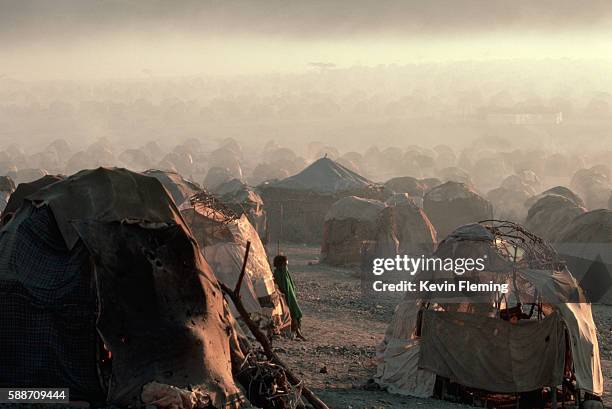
[272,244,612,409]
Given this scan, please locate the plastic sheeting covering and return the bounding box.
[375,301,436,397]
[203,216,288,328]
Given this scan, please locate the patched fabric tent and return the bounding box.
[180,192,291,333]
[487,186,532,223]
[260,157,389,244]
[376,222,603,406]
[423,181,493,238]
[0,168,244,407]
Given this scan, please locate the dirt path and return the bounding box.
[272,244,612,409]
[272,244,468,409]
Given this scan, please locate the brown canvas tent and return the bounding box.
[375,222,603,407]
[260,157,388,244]
[0,167,244,407]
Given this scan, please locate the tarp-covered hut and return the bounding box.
[260,157,388,244]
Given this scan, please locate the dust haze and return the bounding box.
[2,0,612,188]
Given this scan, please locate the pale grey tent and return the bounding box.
[260,157,388,244]
[524,194,586,243]
[423,181,493,239]
[376,222,603,406]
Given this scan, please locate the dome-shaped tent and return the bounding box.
[0,168,244,407]
[376,221,603,406]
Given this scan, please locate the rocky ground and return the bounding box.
[272,244,612,409]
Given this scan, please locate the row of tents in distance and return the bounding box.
[0,148,609,408]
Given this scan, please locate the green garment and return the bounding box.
[273,266,303,323]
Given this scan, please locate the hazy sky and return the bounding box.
[2,0,612,79]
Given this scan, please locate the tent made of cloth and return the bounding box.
[375,222,603,399]
[180,194,291,333]
[0,167,244,408]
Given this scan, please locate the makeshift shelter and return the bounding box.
[180,191,291,333]
[423,181,493,239]
[524,194,586,243]
[0,168,244,407]
[260,157,389,244]
[214,178,267,242]
[321,196,387,266]
[376,221,603,407]
[143,169,201,206]
[555,210,612,305]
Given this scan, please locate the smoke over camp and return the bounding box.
[2,1,612,408]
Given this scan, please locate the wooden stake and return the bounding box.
[221,242,330,409]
